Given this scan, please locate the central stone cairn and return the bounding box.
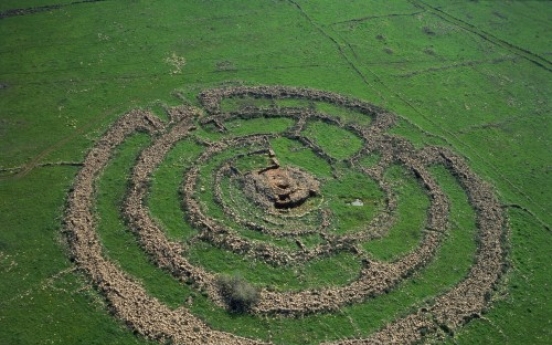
[243,149,320,211]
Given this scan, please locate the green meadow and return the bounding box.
[1,1,551,344]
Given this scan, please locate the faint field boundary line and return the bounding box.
[0,161,83,175]
[0,0,107,20]
[290,0,550,224]
[0,103,127,182]
[0,267,78,307]
[402,0,551,220]
[378,85,549,220]
[0,63,347,88]
[395,56,519,78]
[329,10,425,26]
[503,204,551,233]
[286,0,380,96]
[409,0,552,73]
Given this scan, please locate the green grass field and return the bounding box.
[1,1,551,344]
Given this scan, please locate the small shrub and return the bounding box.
[215,60,236,72]
[422,26,436,35]
[216,273,260,312]
[423,47,436,56]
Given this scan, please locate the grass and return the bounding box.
[362,164,430,261]
[322,168,385,234]
[224,117,295,136]
[149,138,203,242]
[188,242,361,292]
[270,136,333,178]
[303,118,364,159]
[220,95,273,112]
[388,117,450,149]
[1,1,551,344]
[315,101,372,126]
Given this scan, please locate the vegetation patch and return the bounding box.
[303,119,363,159]
[217,273,260,313]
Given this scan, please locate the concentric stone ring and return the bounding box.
[64,85,506,345]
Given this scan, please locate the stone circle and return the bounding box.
[64,85,507,344]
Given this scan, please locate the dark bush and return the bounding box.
[216,273,260,313]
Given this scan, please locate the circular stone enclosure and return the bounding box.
[64,85,507,345]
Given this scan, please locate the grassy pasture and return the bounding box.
[1,1,551,344]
